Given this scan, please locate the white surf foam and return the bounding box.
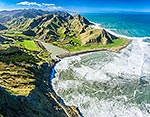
[52,21,150,117]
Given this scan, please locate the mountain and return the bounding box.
[0,9,117,46]
[73,14,92,25]
[0,9,71,23]
[18,14,116,45]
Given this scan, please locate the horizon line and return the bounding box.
[0,8,150,14]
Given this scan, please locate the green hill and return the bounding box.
[16,13,117,46]
[1,9,129,53]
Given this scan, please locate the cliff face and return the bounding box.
[0,47,81,117]
[0,81,68,117]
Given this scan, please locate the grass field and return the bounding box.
[16,40,40,51]
[63,38,129,52]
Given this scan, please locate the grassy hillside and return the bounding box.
[61,38,129,52]
[0,46,67,116]
[4,10,124,47]
[16,40,40,51]
[0,44,82,117]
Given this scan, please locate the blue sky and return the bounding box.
[0,0,150,13]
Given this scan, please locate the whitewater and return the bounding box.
[52,18,150,117]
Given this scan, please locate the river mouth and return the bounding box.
[52,39,150,117]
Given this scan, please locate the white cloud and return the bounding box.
[17,1,63,10]
[17,1,41,6]
[42,3,55,7]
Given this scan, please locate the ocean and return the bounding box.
[52,13,150,117]
[82,13,150,37]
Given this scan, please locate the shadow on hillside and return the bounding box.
[0,64,67,117]
[0,46,40,64]
[0,47,67,117]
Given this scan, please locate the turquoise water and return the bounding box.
[82,13,150,37]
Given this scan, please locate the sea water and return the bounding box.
[52,13,150,117]
[82,13,150,37]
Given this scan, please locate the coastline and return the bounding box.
[1,9,150,117]
[57,21,134,59]
[47,20,149,117]
[58,38,131,58]
[48,27,132,117]
[49,40,131,117]
[47,18,150,116]
[48,62,83,117]
[56,20,150,59]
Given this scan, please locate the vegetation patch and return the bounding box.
[62,38,129,52]
[16,40,40,51]
[0,46,40,63]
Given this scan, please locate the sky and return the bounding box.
[0,0,150,13]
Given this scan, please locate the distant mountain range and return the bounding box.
[0,9,117,46]
[0,9,70,23]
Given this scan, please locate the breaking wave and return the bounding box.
[51,21,150,117]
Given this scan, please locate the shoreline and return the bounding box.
[31,15,150,117]
[46,21,134,117]
[56,21,135,59]
[48,37,131,117]
[58,39,131,59]
[48,62,84,117]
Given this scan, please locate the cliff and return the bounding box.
[0,46,82,117]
